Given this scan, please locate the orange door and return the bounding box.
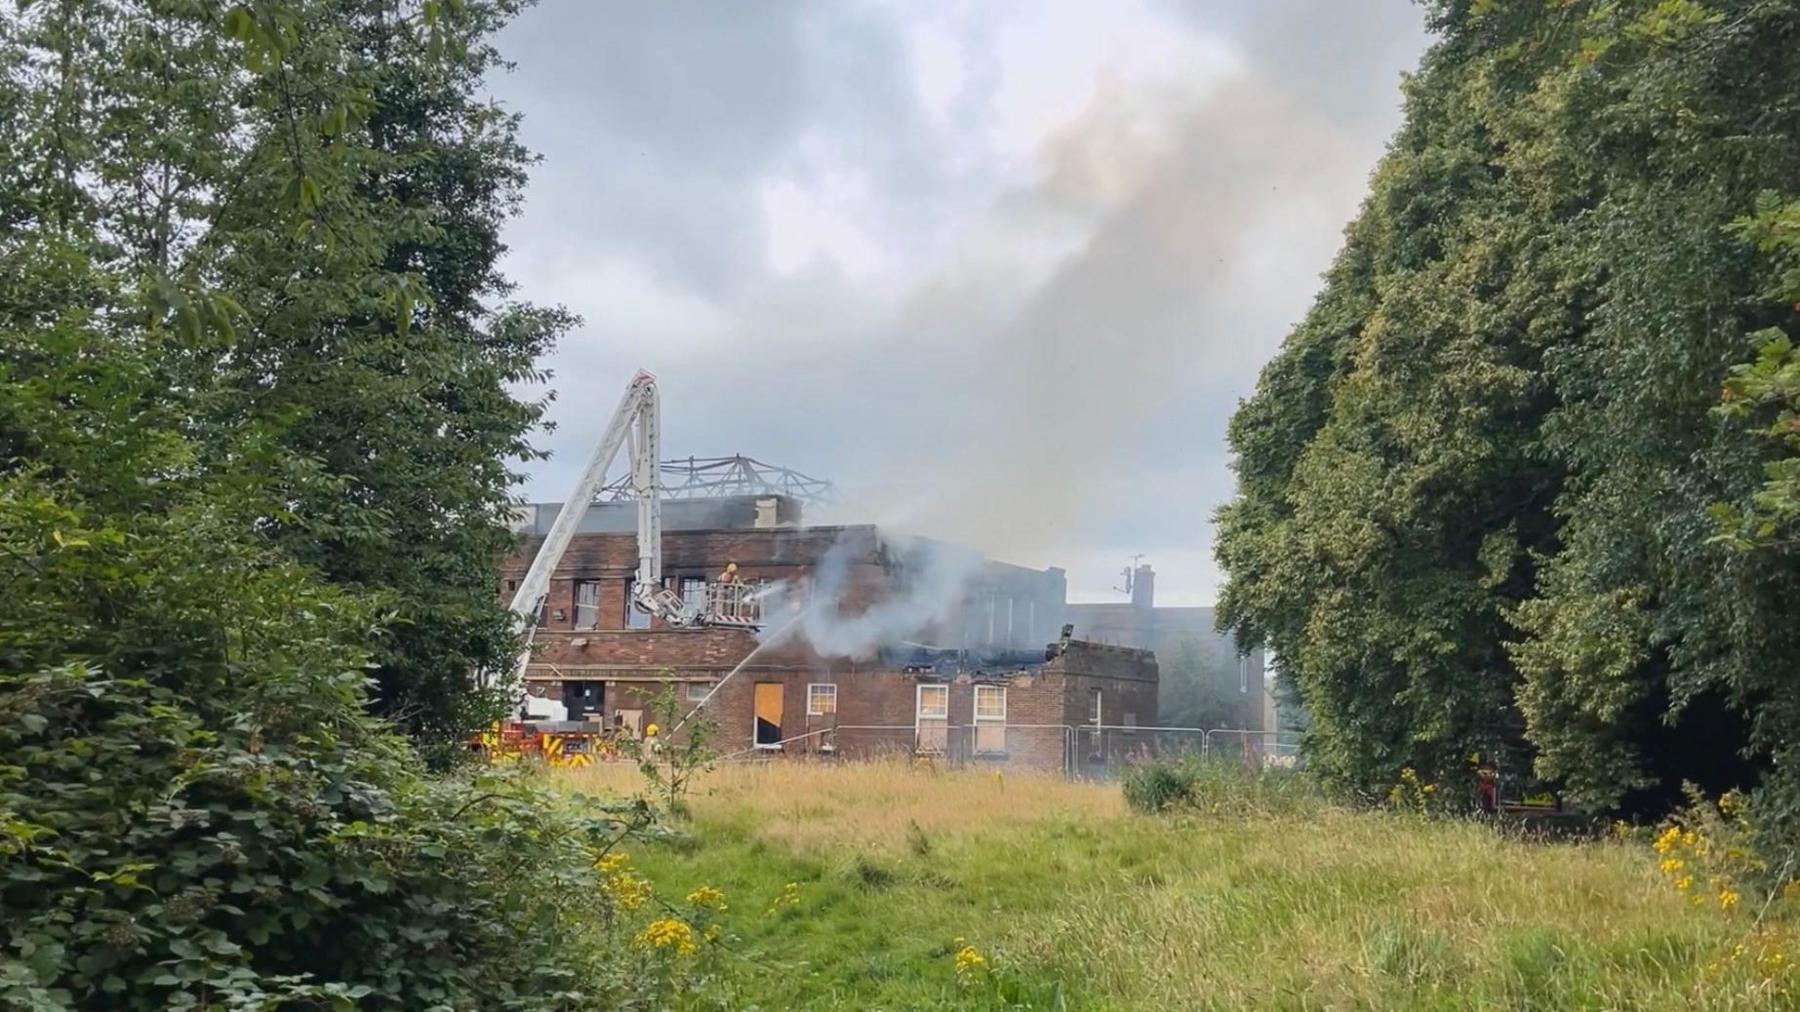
[754,682,783,748]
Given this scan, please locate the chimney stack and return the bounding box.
[1132,564,1155,609]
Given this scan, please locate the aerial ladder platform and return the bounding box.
[503,370,762,696]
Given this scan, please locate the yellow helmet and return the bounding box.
[644,723,659,737]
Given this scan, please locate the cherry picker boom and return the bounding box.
[503,370,761,700]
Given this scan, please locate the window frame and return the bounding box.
[624,579,651,629]
[973,684,1006,722]
[1090,688,1103,726]
[684,680,713,703]
[915,683,949,720]
[806,683,838,716]
[972,684,1007,755]
[572,579,600,630]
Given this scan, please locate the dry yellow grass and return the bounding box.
[559,757,1121,853]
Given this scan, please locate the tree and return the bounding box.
[0,3,657,1006]
[1216,0,1800,836]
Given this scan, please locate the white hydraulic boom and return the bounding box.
[505,370,698,687]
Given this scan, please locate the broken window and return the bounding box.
[915,683,948,753]
[973,684,1006,755]
[625,580,651,629]
[807,683,837,716]
[573,580,599,629]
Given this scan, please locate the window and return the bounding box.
[916,684,948,719]
[807,683,837,716]
[1239,656,1249,693]
[1123,712,1138,729]
[1090,688,1103,726]
[973,685,1006,755]
[625,580,650,629]
[573,580,599,629]
[678,576,707,615]
[685,681,713,703]
[916,684,949,753]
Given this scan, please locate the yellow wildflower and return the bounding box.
[603,871,653,911]
[635,917,697,956]
[1660,857,1685,875]
[767,881,801,914]
[1719,889,1740,911]
[594,851,629,874]
[703,924,722,943]
[953,938,988,981]
[1653,826,1681,854]
[686,885,728,911]
[1676,875,1693,892]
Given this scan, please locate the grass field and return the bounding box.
[559,760,1798,1010]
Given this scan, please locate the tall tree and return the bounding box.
[1217,0,1800,834]
[0,3,642,1006]
[10,0,573,761]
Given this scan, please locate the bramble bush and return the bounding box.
[0,473,675,1008]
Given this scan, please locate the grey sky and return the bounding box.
[487,0,1430,605]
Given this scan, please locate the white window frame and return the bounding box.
[1090,688,1103,726]
[916,683,948,719]
[973,684,1006,755]
[973,684,1006,722]
[807,683,838,716]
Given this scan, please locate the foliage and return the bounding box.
[0,0,682,1006]
[1,0,573,765]
[1121,757,1326,818]
[629,683,721,817]
[1214,0,1800,844]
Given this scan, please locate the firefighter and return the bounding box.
[717,561,739,584]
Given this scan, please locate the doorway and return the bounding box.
[754,682,784,748]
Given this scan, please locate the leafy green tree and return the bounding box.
[6,0,572,763]
[1217,0,1800,834]
[0,2,665,1006]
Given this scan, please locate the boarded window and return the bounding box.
[573,580,599,629]
[807,683,837,716]
[973,684,1006,754]
[916,684,949,753]
[754,682,783,747]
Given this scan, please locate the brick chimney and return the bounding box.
[1132,564,1155,609]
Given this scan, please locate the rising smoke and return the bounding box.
[758,531,983,658]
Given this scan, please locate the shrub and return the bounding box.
[0,486,681,1008]
[1123,758,1326,817]
[1123,764,1193,813]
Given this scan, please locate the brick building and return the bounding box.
[502,496,1157,774]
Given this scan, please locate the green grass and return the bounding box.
[562,761,1799,1010]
